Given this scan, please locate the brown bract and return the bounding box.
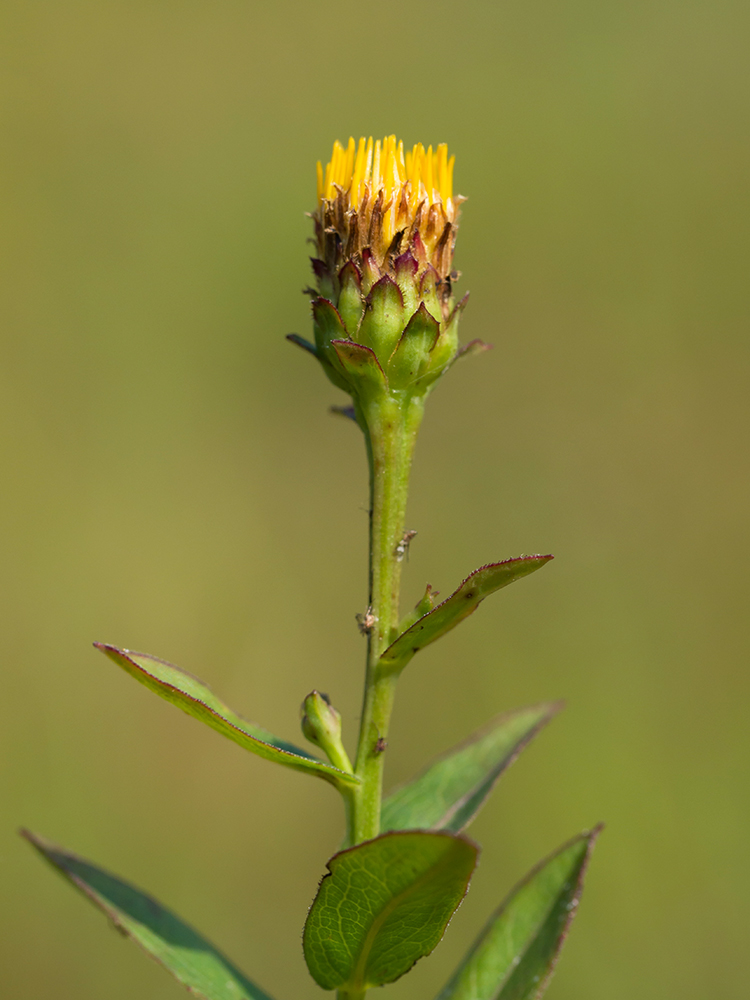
[311,189,463,320]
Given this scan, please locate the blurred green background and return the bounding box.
[1,0,748,997]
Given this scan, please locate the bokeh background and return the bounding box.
[2,0,748,997]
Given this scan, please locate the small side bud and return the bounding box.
[415,582,440,616]
[301,690,341,747]
[300,691,353,774]
[391,583,441,640]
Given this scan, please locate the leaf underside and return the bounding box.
[435,827,602,1000]
[22,830,275,1000]
[381,702,562,834]
[303,831,478,991]
[95,644,359,789]
[381,556,554,668]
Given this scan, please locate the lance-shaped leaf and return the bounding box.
[381,702,562,834]
[435,827,602,1000]
[95,644,359,791]
[22,830,275,1000]
[380,556,554,669]
[303,831,478,992]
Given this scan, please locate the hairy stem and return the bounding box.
[350,393,425,845]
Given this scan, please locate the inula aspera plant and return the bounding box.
[24,136,600,1000]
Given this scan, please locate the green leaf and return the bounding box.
[381,702,562,834]
[380,556,554,669]
[95,644,359,790]
[21,830,275,1000]
[435,827,602,1000]
[303,831,478,992]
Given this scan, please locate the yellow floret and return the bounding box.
[317,135,455,246]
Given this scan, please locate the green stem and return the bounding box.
[350,392,425,845]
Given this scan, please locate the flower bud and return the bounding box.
[301,691,352,774]
[301,690,341,746]
[299,136,476,405]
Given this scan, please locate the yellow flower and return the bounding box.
[313,135,462,285]
[294,136,476,402]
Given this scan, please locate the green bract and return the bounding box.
[306,261,464,404]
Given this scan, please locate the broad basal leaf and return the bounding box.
[380,556,553,669]
[303,831,478,992]
[381,702,562,834]
[436,827,602,1000]
[22,830,275,1000]
[95,644,359,790]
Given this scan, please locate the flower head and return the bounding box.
[313,136,462,295]
[294,136,477,405]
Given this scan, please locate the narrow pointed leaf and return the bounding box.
[95,644,359,790]
[381,556,553,668]
[286,332,318,356]
[436,827,602,1000]
[303,831,478,992]
[22,830,275,1000]
[381,702,562,834]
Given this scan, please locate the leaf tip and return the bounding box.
[544,697,566,718]
[286,332,319,356]
[93,641,121,656]
[19,827,54,860]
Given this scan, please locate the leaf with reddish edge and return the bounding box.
[331,339,387,391]
[380,556,554,669]
[394,251,420,314]
[95,644,359,790]
[311,297,347,351]
[357,273,405,356]
[388,302,442,389]
[435,827,602,1000]
[337,260,364,335]
[303,831,478,992]
[418,265,443,322]
[22,830,276,1000]
[311,298,351,392]
[381,702,562,834]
